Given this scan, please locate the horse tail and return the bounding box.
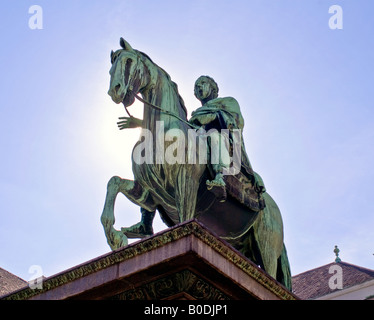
[277,244,292,291]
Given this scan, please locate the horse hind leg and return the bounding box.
[276,244,292,291]
[121,208,155,239]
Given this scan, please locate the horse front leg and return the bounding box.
[101,175,157,248]
[101,176,129,250]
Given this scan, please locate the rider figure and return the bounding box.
[189,75,255,201]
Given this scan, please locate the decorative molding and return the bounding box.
[110,269,229,300]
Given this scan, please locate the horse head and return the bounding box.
[108,38,147,107]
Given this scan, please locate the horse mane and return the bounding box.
[137,50,188,116]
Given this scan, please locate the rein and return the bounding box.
[132,92,199,129]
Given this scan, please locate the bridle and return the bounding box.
[121,52,199,129]
[113,48,199,129]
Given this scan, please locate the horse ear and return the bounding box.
[120,37,134,51]
[110,50,114,63]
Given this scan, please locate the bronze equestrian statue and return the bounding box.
[101,38,292,290]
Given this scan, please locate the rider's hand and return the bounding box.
[117,116,143,130]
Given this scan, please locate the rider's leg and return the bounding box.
[206,131,230,202]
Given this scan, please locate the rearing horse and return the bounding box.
[103,38,206,227]
[101,38,292,290]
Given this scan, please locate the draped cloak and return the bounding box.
[189,97,255,183]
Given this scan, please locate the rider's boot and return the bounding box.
[206,172,227,203]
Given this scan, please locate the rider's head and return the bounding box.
[194,76,219,104]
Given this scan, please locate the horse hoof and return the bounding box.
[121,223,154,239]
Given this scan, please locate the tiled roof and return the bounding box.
[292,261,374,300]
[0,268,27,297]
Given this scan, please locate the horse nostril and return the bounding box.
[114,84,121,93]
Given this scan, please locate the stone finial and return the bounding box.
[334,245,341,263]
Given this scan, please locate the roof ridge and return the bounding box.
[292,261,374,279]
[292,261,336,278]
[338,261,374,276]
[0,267,26,283]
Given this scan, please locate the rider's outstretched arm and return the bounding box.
[117,116,143,130]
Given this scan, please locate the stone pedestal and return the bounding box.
[3,220,297,300]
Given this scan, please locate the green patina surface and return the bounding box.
[100,38,292,290]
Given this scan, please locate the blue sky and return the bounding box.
[1,0,373,282]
